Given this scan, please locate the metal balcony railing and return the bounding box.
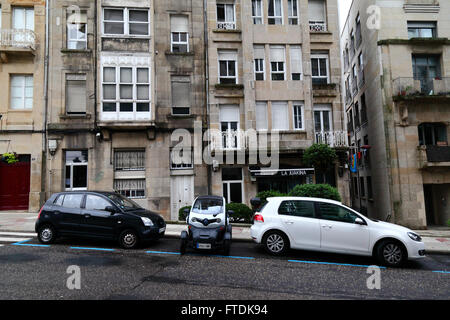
[358,70,365,89]
[0,29,36,50]
[393,77,450,97]
[211,130,244,151]
[217,21,236,30]
[315,131,348,148]
[309,21,327,32]
[418,145,450,168]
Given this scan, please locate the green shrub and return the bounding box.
[178,206,191,221]
[256,190,288,204]
[447,219,450,227]
[288,184,342,202]
[303,144,337,173]
[226,203,253,223]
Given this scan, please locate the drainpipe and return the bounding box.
[204,0,211,195]
[42,0,50,203]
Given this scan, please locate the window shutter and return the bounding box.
[218,50,237,61]
[309,0,325,21]
[172,80,190,107]
[220,105,240,122]
[254,45,265,60]
[271,102,288,130]
[171,15,189,33]
[290,45,302,74]
[256,102,268,130]
[66,77,87,113]
[270,46,285,62]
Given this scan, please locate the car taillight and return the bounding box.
[254,214,264,223]
[37,206,44,219]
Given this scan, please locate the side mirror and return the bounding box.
[355,217,366,225]
[227,210,234,216]
[105,206,117,214]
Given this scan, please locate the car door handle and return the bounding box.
[322,225,332,229]
[84,214,91,218]
[53,211,60,215]
[284,221,294,225]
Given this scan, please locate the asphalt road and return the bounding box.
[0,236,448,300]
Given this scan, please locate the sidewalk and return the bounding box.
[1,212,449,254]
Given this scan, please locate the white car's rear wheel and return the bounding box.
[263,231,289,256]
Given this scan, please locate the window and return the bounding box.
[66,74,86,115]
[171,15,189,53]
[271,101,288,131]
[354,101,360,128]
[268,0,283,25]
[114,150,145,171]
[355,14,362,47]
[367,176,373,200]
[13,7,34,31]
[61,194,84,209]
[412,54,441,93]
[171,76,191,115]
[220,105,240,149]
[288,0,299,25]
[113,150,145,199]
[102,66,150,114]
[270,46,285,81]
[278,200,315,218]
[85,195,113,211]
[65,151,88,191]
[353,176,358,198]
[252,0,263,24]
[114,179,145,199]
[255,102,268,131]
[308,0,326,31]
[222,168,243,204]
[10,75,33,110]
[67,10,87,50]
[360,177,365,198]
[361,93,368,124]
[293,103,304,130]
[218,50,237,84]
[408,21,436,39]
[103,8,149,36]
[254,45,265,81]
[311,53,329,84]
[170,148,193,170]
[418,123,447,146]
[318,203,360,224]
[314,105,332,133]
[216,3,235,30]
[290,45,302,80]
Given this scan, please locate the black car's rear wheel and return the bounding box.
[119,229,139,249]
[37,224,56,244]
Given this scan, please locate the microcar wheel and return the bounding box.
[376,240,406,267]
[223,239,231,256]
[180,239,187,255]
[263,231,289,256]
[119,229,139,249]
[37,224,56,244]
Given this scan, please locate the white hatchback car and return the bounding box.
[250,197,425,267]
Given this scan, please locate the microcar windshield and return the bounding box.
[191,198,224,215]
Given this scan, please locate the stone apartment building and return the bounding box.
[342,0,450,228]
[43,0,207,220]
[206,0,349,206]
[0,0,46,211]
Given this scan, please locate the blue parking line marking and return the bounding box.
[70,247,115,252]
[146,250,181,255]
[209,255,255,260]
[432,270,450,274]
[12,239,50,248]
[288,259,387,269]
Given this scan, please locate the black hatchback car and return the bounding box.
[35,191,166,249]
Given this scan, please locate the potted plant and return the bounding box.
[1,152,19,164]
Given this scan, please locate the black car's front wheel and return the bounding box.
[119,229,139,249]
[37,224,57,244]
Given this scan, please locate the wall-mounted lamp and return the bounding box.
[48,139,58,156]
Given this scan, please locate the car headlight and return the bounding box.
[141,217,154,227]
[407,232,422,242]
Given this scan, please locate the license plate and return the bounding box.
[159,227,165,233]
[197,243,211,249]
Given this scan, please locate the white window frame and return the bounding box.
[65,150,88,191]
[67,10,87,50]
[218,51,238,84]
[171,76,191,115]
[216,3,236,30]
[292,102,305,130]
[220,105,240,149]
[288,0,299,25]
[222,168,244,205]
[313,104,333,133]
[171,32,189,53]
[311,53,329,84]
[101,66,151,115]
[102,7,150,37]
[12,7,34,31]
[270,46,286,81]
[268,0,283,25]
[10,75,33,110]
[252,0,263,24]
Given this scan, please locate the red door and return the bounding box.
[0,161,31,210]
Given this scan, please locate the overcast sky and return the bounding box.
[338,0,353,33]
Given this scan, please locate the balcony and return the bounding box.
[418,145,450,169]
[210,130,245,151]
[216,22,236,31]
[0,29,36,61]
[309,21,327,32]
[315,131,348,148]
[393,77,450,100]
